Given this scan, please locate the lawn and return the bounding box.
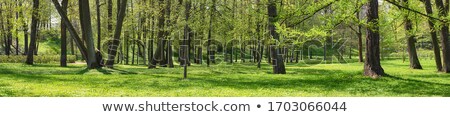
[0,59,449,97]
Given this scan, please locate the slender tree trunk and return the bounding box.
[364,0,385,78]
[105,0,128,68]
[207,0,216,67]
[401,0,422,69]
[257,0,262,68]
[60,0,69,67]
[435,0,450,73]
[0,3,4,55]
[356,9,364,63]
[181,0,191,66]
[108,0,113,35]
[268,0,286,74]
[14,2,19,55]
[26,0,39,65]
[5,3,11,56]
[96,0,101,50]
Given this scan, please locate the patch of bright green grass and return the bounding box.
[0,59,449,97]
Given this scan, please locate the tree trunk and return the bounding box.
[105,0,128,68]
[402,0,422,69]
[108,0,113,35]
[5,3,12,56]
[14,2,19,55]
[60,0,68,67]
[364,0,385,78]
[149,0,167,68]
[26,0,39,65]
[435,0,450,73]
[181,0,191,66]
[268,0,286,74]
[207,0,216,67]
[79,0,99,69]
[357,9,364,63]
[96,0,101,50]
[257,0,262,68]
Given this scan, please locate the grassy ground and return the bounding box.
[0,59,449,97]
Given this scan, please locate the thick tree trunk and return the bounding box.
[149,0,167,69]
[79,0,99,69]
[60,0,68,67]
[402,0,422,69]
[26,0,39,65]
[268,0,286,74]
[105,0,128,68]
[435,0,450,73]
[364,0,385,78]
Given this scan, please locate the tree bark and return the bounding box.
[26,0,39,65]
[435,0,450,73]
[402,0,422,69]
[364,0,385,78]
[96,0,101,50]
[60,0,69,67]
[149,0,167,68]
[108,0,113,35]
[79,0,99,69]
[105,0,128,68]
[357,10,364,63]
[268,0,286,74]
[181,0,191,66]
[21,1,28,55]
[423,0,443,71]
[207,0,216,67]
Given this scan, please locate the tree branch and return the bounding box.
[288,1,336,27]
[384,0,445,22]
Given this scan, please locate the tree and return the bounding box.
[422,0,443,71]
[105,0,128,68]
[51,0,101,69]
[149,0,168,69]
[401,0,422,69]
[267,0,286,74]
[96,0,101,50]
[364,0,385,78]
[434,0,450,73]
[60,0,68,67]
[79,0,99,68]
[25,0,39,65]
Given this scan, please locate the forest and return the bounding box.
[0,0,450,97]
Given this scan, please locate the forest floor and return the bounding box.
[0,59,449,97]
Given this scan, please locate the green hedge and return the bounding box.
[0,55,76,63]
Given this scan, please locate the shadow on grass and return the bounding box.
[76,68,138,75]
[1,65,450,96]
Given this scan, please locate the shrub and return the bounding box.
[0,55,76,63]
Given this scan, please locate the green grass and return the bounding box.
[0,59,449,97]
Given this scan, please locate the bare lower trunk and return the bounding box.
[364,0,385,78]
[423,0,443,71]
[26,0,39,65]
[403,0,422,69]
[60,0,68,67]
